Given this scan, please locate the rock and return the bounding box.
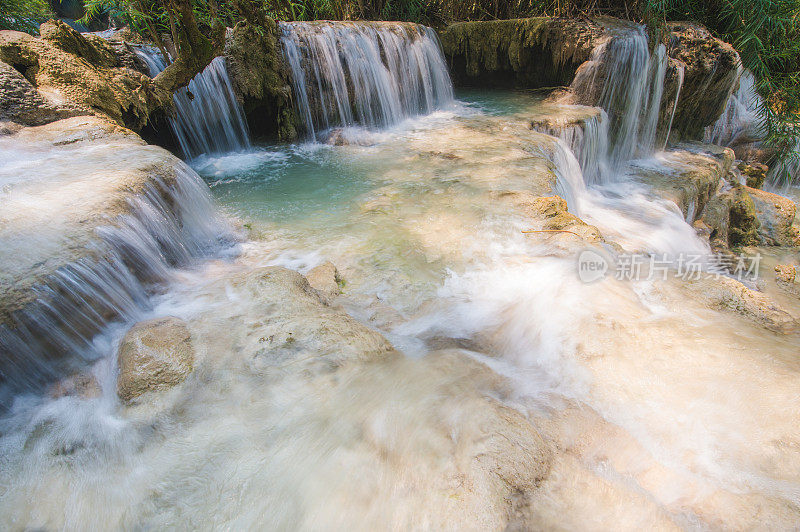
[727,186,761,247]
[439,18,605,89]
[746,187,800,246]
[210,267,396,374]
[117,317,195,402]
[631,143,732,221]
[775,264,797,284]
[687,276,797,333]
[305,261,343,300]
[49,372,101,399]
[664,22,741,142]
[225,22,298,141]
[0,60,83,125]
[0,21,170,130]
[496,192,602,244]
[738,161,767,189]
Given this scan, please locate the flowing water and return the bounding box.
[1,22,799,531]
[280,21,454,140]
[136,49,251,159]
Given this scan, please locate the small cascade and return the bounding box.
[0,164,231,407]
[136,50,251,159]
[570,24,668,173]
[534,109,612,186]
[704,69,764,147]
[280,21,454,139]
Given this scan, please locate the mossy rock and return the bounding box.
[439,18,604,89]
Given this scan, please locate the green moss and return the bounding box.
[728,186,760,247]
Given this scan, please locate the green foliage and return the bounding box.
[0,0,52,33]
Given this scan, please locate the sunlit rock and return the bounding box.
[305,261,343,301]
[747,187,800,247]
[117,317,195,402]
[0,20,169,130]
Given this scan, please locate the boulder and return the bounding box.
[775,264,797,284]
[495,192,602,245]
[747,187,799,246]
[225,22,298,141]
[0,20,170,130]
[738,161,768,189]
[663,22,741,142]
[687,276,797,333]
[439,18,605,89]
[117,317,195,402]
[0,60,83,125]
[305,261,343,301]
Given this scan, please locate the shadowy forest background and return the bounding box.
[2,0,799,180]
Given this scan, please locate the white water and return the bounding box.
[0,149,232,405]
[569,23,669,173]
[705,69,764,148]
[136,49,251,159]
[280,21,454,140]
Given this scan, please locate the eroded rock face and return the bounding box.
[747,187,800,247]
[0,60,83,125]
[664,22,740,142]
[306,261,343,301]
[439,18,605,89]
[117,317,195,402]
[225,22,298,140]
[0,21,169,130]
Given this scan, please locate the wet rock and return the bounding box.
[236,267,396,369]
[49,372,101,399]
[0,60,83,125]
[632,144,732,222]
[775,264,797,284]
[664,22,740,142]
[727,186,761,247]
[305,261,343,301]
[439,18,605,89]
[225,22,297,141]
[747,187,800,247]
[511,193,601,242]
[688,276,797,333]
[738,161,767,189]
[117,317,195,402]
[0,21,170,130]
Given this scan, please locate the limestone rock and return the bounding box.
[49,372,101,399]
[775,264,797,284]
[688,276,797,333]
[747,187,799,246]
[502,192,602,243]
[305,261,343,300]
[664,22,740,142]
[439,18,605,89]
[225,22,297,141]
[738,161,767,189]
[631,144,732,221]
[117,317,195,402]
[727,186,760,247]
[0,21,170,130]
[0,60,83,125]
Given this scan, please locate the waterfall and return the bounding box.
[0,164,232,407]
[704,69,764,147]
[136,49,251,159]
[569,24,668,174]
[280,21,455,140]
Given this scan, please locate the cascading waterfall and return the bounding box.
[0,163,231,407]
[568,24,669,176]
[136,49,251,159]
[280,22,454,140]
[704,69,764,147]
